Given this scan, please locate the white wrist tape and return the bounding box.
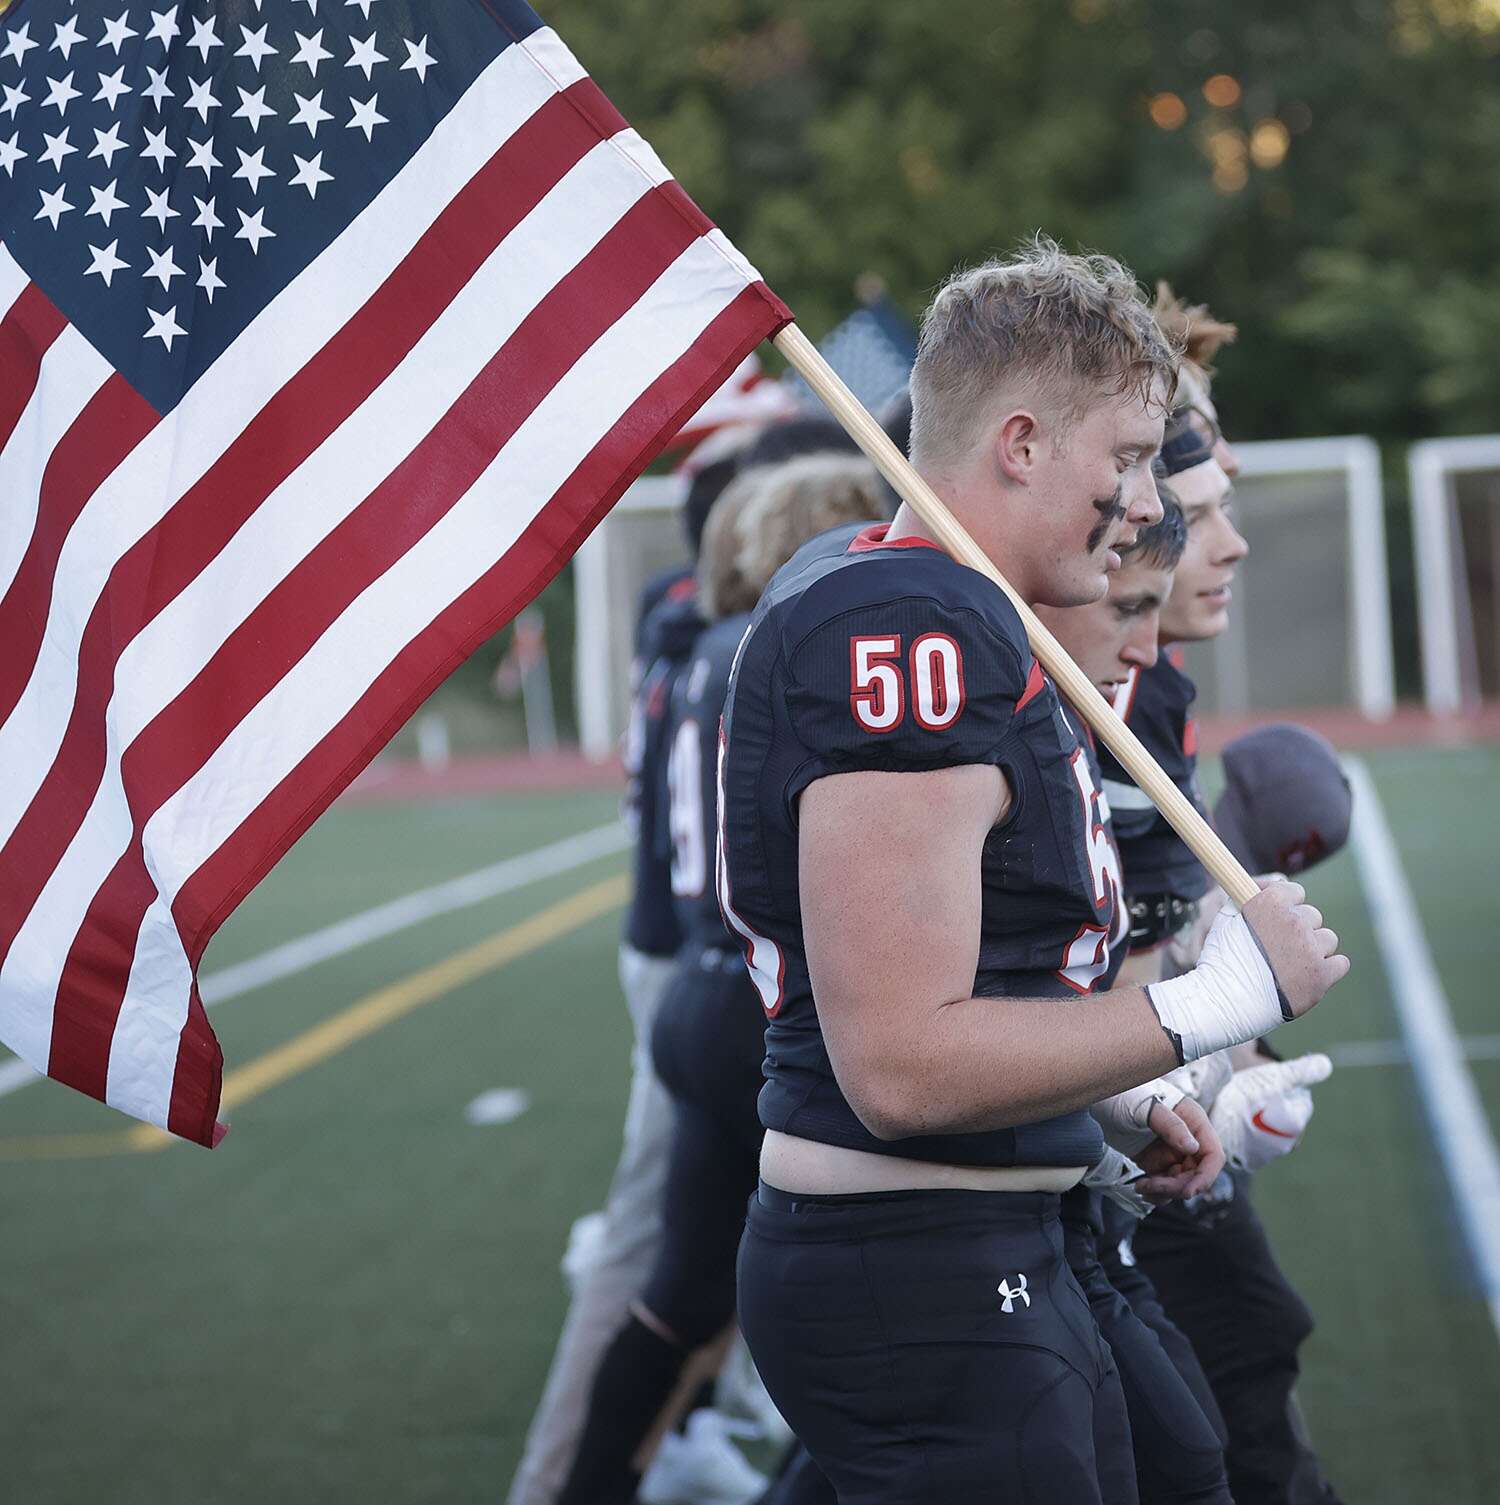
[1145,909,1291,1065]
[1092,1077,1186,1158]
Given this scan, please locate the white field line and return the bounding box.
[1346,756,1500,1341]
[1330,1035,1500,1069]
[0,821,629,1101]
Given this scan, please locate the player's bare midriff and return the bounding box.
[760,1128,1086,1195]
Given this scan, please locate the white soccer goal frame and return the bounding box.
[1227,435,1394,720]
[574,473,686,759]
[1407,435,1500,715]
[573,437,1396,754]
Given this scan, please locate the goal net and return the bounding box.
[1408,436,1500,714]
[1177,437,1393,721]
[574,437,1397,755]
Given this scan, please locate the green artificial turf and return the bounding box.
[2,753,1498,1502]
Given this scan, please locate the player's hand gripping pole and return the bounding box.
[774,323,1259,908]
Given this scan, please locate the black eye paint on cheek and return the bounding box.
[1086,484,1126,553]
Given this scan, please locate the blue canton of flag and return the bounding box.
[0,0,513,411]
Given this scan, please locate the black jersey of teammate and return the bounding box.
[719,523,1125,1169]
[1098,654,1209,905]
[622,571,704,957]
[666,611,752,952]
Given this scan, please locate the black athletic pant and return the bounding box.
[1062,1190,1232,1505]
[739,1184,1138,1505]
[1131,1173,1344,1505]
[557,949,764,1505]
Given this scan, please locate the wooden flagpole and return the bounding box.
[774,323,1259,908]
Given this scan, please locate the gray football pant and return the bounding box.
[506,943,678,1505]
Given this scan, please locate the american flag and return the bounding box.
[0,0,790,1145]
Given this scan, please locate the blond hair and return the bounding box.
[696,468,773,623]
[910,236,1180,468]
[735,455,892,607]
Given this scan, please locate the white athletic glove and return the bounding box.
[1161,1050,1236,1116]
[1092,1076,1186,1158]
[1209,1053,1332,1173]
[1083,1145,1153,1220]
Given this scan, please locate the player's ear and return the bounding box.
[994,409,1038,485]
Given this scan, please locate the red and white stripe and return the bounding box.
[0,28,788,1144]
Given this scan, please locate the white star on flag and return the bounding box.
[144,304,187,351]
[39,125,76,170]
[142,184,180,229]
[192,194,223,240]
[347,93,387,141]
[1,83,32,120]
[84,238,131,286]
[43,71,82,116]
[401,35,436,82]
[235,204,275,253]
[143,66,174,107]
[86,179,130,227]
[185,77,221,123]
[236,24,278,72]
[346,32,388,81]
[100,14,141,55]
[187,16,224,64]
[290,90,332,137]
[233,85,276,133]
[291,30,333,76]
[49,15,86,62]
[197,256,226,302]
[35,183,74,229]
[346,0,380,18]
[1,22,39,66]
[144,244,187,291]
[141,126,176,170]
[94,67,134,110]
[90,122,129,168]
[290,150,333,198]
[186,136,222,176]
[233,144,275,193]
[0,131,25,176]
[146,9,181,48]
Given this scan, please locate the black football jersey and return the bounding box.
[622,572,704,957]
[719,523,1125,1169]
[666,612,752,952]
[1098,653,1209,906]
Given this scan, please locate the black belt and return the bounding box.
[1128,892,1200,950]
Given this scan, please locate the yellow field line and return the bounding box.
[0,873,628,1162]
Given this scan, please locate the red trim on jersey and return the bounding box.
[1183,717,1199,757]
[846,523,944,554]
[1016,659,1047,712]
[1167,646,1186,670]
[666,576,698,601]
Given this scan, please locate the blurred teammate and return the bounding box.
[558,455,892,1505]
[1101,290,1347,1505]
[722,241,1347,1503]
[508,455,737,1505]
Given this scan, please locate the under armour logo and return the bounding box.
[996,1274,1030,1313]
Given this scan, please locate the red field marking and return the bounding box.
[337,702,1499,806]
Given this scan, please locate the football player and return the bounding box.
[1102,291,1347,1505]
[558,455,893,1505]
[1033,496,1236,1504]
[509,454,732,1505]
[722,240,1347,1502]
